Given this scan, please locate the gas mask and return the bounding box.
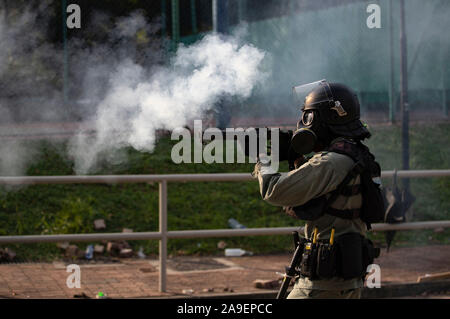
[290,80,335,155]
[291,109,333,155]
[291,112,318,155]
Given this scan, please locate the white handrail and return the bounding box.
[0,169,449,185]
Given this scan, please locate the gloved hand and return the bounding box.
[252,154,277,178]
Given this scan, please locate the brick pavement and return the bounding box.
[0,245,449,299]
[0,255,287,299]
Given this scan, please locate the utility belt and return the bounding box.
[293,229,380,280]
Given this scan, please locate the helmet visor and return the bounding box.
[292,79,333,110]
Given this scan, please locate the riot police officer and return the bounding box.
[253,80,382,299]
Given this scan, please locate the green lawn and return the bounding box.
[0,122,449,261]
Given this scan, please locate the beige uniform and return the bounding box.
[253,150,367,298]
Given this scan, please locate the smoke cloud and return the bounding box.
[0,5,267,175]
[69,31,266,173]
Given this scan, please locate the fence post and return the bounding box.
[159,180,168,292]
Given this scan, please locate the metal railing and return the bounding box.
[0,169,449,292]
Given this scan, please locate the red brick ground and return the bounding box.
[0,245,449,299]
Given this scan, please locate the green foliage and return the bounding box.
[40,196,96,235]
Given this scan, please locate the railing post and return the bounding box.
[159,180,168,292]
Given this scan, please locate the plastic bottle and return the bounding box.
[137,246,146,259]
[225,248,252,257]
[85,244,94,260]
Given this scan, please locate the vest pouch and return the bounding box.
[299,242,318,279]
[316,243,338,278]
[336,233,364,280]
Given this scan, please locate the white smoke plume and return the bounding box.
[0,4,267,175]
[69,32,266,173]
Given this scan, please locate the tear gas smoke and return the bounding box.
[0,5,267,175]
[69,32,266,173]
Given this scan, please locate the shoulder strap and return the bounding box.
[321,138,369,220]
[323,160,365,212]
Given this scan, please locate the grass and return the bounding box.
[0,122,449,261]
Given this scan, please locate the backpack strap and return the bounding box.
[322,159,365,216]
[325,139,383,229]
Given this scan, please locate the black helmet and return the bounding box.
[290,80,370,155]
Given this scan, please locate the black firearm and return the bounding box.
[217,128,299,170]
[276,231,305,299]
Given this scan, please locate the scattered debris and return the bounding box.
[96,291,108,299]
[122,228,133,233]
[224,248,253,257]
[120,241,131,249]
[217,241,227,249]
[433,227,445,233]
[119,248,134,258]
[106,241,131,256]
[202,288,214,293]
[94,219,106,230]
[0,248,17,262]
[85,245,94,260]
[253,279,280,289]
[417,271,450,283]
[228,218,246,229]
[106,242,119,254]
[94,245,105,254]
[137,247,146,259]
[182,289,194,295]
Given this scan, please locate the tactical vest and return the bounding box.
[285,138,385,229]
